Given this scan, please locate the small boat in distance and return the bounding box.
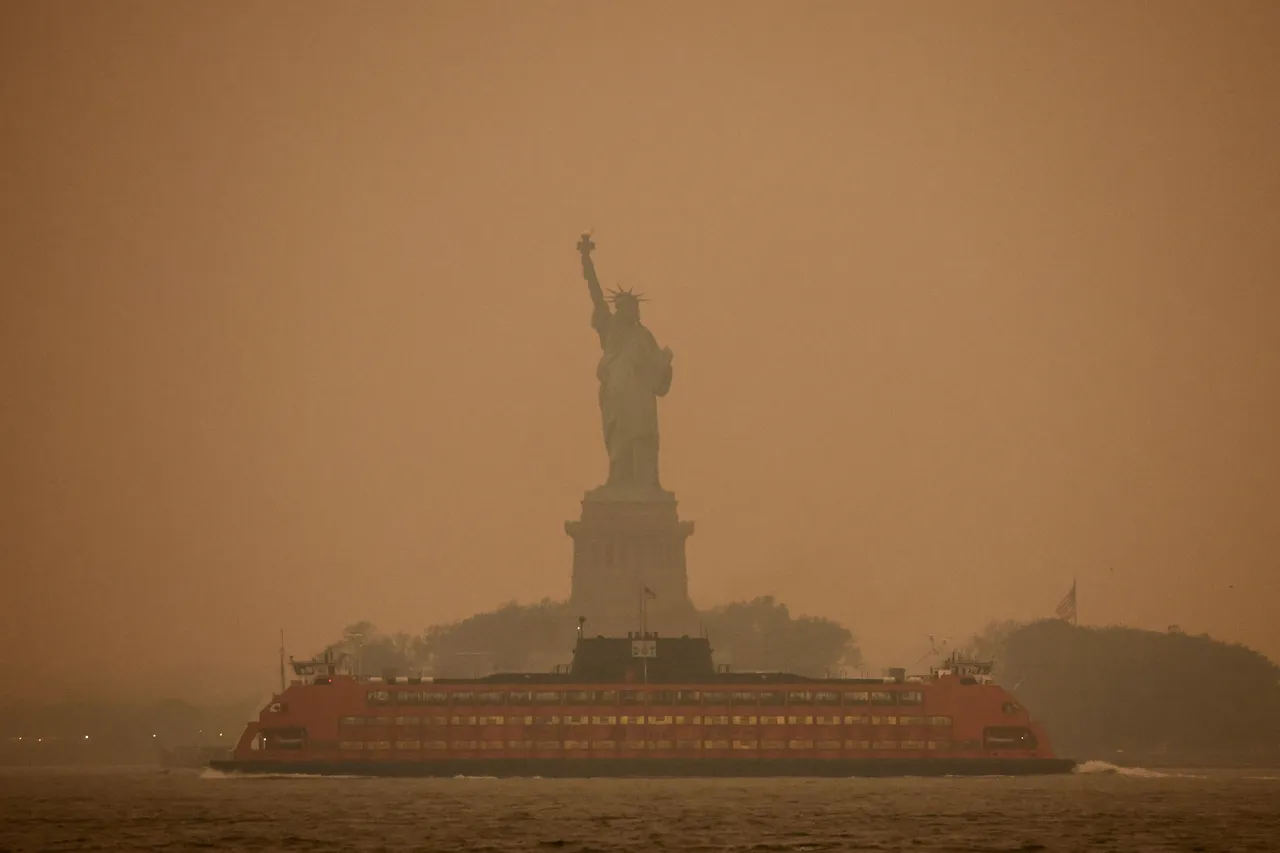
[212,630,1074,777]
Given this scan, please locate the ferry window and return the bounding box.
[507,691,532,705]
[652,690,677,705]
[702,691,731,705]
[372,716,394,726]
[872,740,898,750]
[785,691,811,705]
[421,692,449,705]
[339,716,363,726]
[620,690,647,706]
[534,692,562,704]
[758,691,785,707]
[675,690,701,705]
[814,691,840,706]
[565,691,593,705]
[263,727,306,750]
[870,691,895,706]
[844,739,869,750]
[450,692,474,705]
[394,716,420,726]
[396,691,420,705]
[395,740,421,750]
[593,691,617,704]
[476,692,506,706]
[817,740,842,750]
[843,691,869,706]
[339,741,363,750]
[508,740,532,749]
[898,716,925,726]
[899,691,923,705]
[366,690,391,705]
[929,716,952,727]
[983,726,1038,750]
[731,691,758,706]
[901,740,926,750]
[927,740,950,750]
[870,716,897,726]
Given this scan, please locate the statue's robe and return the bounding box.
[593,304,672,490]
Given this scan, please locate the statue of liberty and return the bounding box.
[577,233,674,499]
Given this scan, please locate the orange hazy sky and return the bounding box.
[2,1,1278,702]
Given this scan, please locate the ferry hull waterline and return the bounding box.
[214,634,1075,778]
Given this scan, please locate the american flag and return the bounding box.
[1055,580,1077,624]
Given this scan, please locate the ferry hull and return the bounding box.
[210,757,1076,778]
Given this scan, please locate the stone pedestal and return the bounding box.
[565,491,698,637]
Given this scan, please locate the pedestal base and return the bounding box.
[566,492,698,637]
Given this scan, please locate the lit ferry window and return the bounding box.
[533,691,562,704]
[843,691,870,706]
[731,692,758,706]
[593,690,617,704]
[814,691,840,706]
[507,691,532,705]
[899,691,924,705]
[785,691,812,705]
[366,690,391,705]
[421,692,449,706]
[451,692,474,705]
[702,692,731,705]
[565,691,593,705]
[476,692,505,706]
[676,690,701,705]
[870,691,895,706]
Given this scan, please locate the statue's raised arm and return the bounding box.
[577,233,611,335]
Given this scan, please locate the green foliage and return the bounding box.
[976,619,1280,762]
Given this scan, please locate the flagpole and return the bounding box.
[1074,576,1078,627]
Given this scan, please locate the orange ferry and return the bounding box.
[214,630,1073,776]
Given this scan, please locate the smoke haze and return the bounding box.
[2,1,1277,702]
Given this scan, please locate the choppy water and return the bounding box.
[1,762,1277,852]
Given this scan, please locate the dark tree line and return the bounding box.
[323,596,860,679]
[971,618,1280,764]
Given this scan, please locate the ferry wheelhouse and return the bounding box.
[212,632,1072,776]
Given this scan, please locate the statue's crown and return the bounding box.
[607,286,646,305]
